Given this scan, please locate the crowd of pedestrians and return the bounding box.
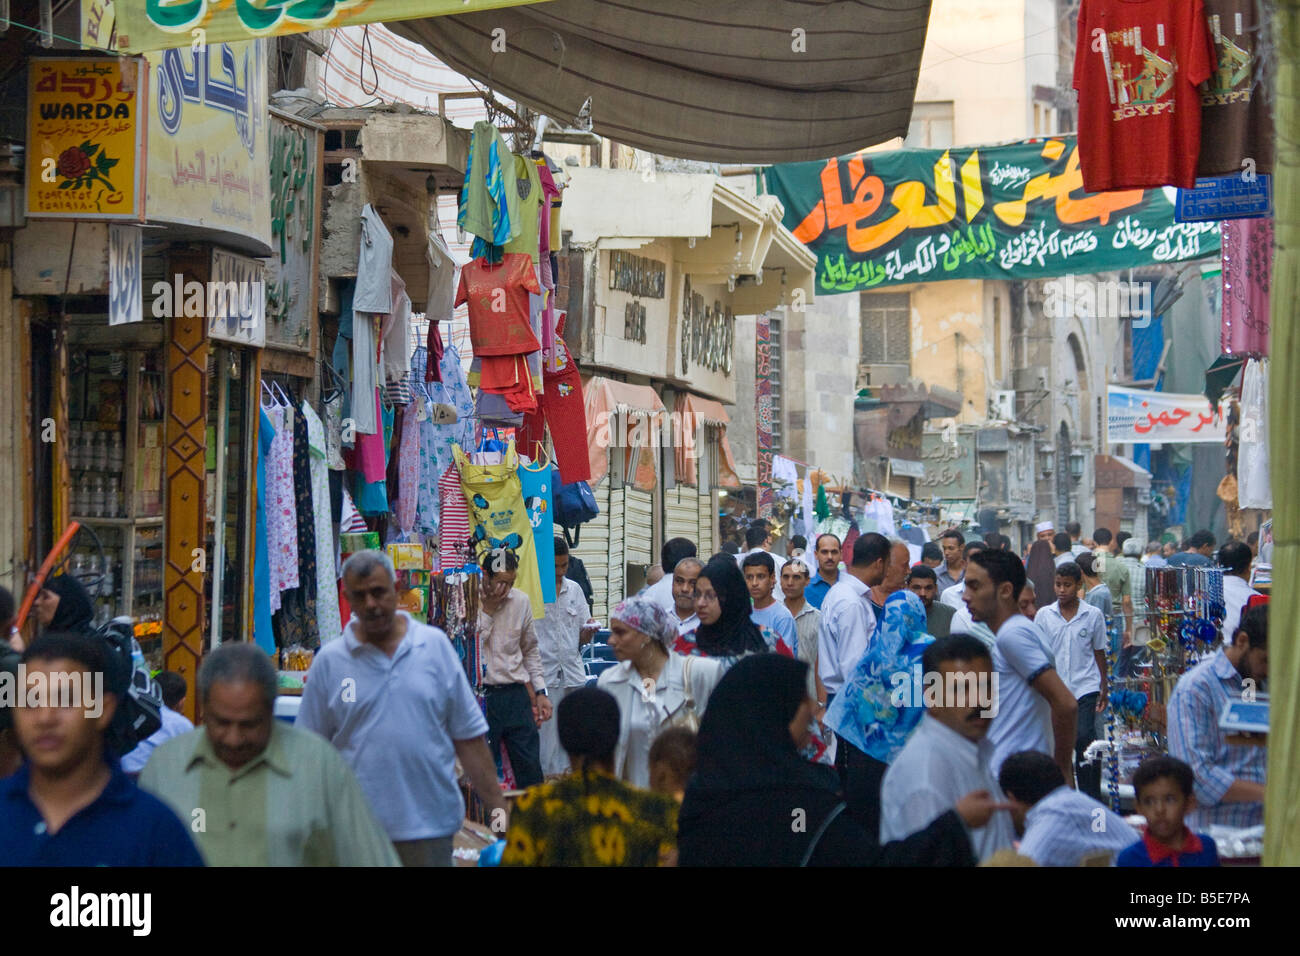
[0,519,1266,867]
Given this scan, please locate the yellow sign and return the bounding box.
[26,57,145,219]
[114,0,554,53]
[144,40,272,253]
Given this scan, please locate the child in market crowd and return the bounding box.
[741,553,797,656]
[648,727,697,803]
[1116,756,1220,867]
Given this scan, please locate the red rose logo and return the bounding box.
[57,147,92,180]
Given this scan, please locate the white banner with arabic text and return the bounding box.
[1107,386,1226,444]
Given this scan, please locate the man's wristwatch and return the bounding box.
[536,688,549,697]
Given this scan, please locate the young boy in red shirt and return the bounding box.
[1117,756,1220,867]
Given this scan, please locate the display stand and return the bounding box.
[66,346,166,667]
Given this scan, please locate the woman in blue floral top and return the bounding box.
[825,589,934,765]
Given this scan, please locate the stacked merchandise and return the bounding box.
[1099,565,1228,812]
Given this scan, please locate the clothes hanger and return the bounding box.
[522,441,551,471]
[260,380,276,405]
[271,381,292,407]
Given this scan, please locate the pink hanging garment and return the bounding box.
[1221,218,1272,355]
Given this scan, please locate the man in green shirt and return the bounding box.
[140,643,400,867]
[1091,528,1133,646]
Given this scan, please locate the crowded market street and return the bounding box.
[0,0,1291,931]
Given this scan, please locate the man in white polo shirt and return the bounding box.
[298,550,508,867]
[962,549,1078,785]
[880,634,1016,861]
[1034,561,1108,800]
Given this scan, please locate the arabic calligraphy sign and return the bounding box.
[26,57,145,219]
[109,223,143,325]
[764,136,1221,295]
[145,40,271,252]
[1107,386,1226,445]
[113,0,556,54]
[919,432,976,499]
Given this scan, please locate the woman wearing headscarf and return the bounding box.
[1025,539,1057,611]
[827,590,934,765]
[598,596,724,788]
[678,654,998,867]
[677,556,773,663]
[32,574,96,634]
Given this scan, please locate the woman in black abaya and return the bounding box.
[677,654,992,867]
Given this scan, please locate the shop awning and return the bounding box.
[390,0,933,163]
[675,394,740,489]
[583,376,666,489]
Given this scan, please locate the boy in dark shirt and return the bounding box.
[1117,755,1220,867]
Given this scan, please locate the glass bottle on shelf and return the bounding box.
[69,426,81,470]
[90,431,105,471]
[90,475,105,518]
[109,432,123,472]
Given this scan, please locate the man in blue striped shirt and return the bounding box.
[1167,604,1268,829]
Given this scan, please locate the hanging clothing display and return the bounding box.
[330,280,356,425]
[1221,217,1272,355]
[353,400,393,516]
[323,388,346,470]
[503,153,544,264]
[425,321,445,384]
[518,455,557,604]
[277,404,320,651]
[439,341,477,453]
[460,120,520,249]
[415,393,444,536]
[436,464,472,572]
[454,439,545,618]
[1197,0,1274,177]
[381,269,412,386]
[1237,358,1272,509]
[395,395,423,534]
[540,338,591,484]
[1072,0,1216,191]
[426,230,458,319]
[262,401,299,603]
[354,203,395,313]
[253,407,275,653]
[340,486,368,533]
[304,402,342,644]
[456,254,542,356]
[350,390,387,484]
[351,312,379,435]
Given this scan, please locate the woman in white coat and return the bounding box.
[597,596,724,788]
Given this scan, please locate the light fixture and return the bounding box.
[1069,450,1085,480]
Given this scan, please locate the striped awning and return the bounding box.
[391,0,933,163]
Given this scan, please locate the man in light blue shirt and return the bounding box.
[298,550,508,867]
[742,552,797,655]
[121,671,194,776]
[804,533,842,610]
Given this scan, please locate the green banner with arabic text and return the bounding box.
[104,0,553,54]
[764,136,1221,295]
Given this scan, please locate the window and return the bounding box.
[860,292,911,365]
[904,102,954,149]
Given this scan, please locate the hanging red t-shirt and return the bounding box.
[1073,0,1215,191]
[455,253,542,356]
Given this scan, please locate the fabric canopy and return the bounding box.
[583,376,665,490]
[674,393,741,489]
[390,0,934,162]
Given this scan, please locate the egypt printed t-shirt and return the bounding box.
[455,254,542,357]
[1196,0,1274,177]
[1073,0,1215,190]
